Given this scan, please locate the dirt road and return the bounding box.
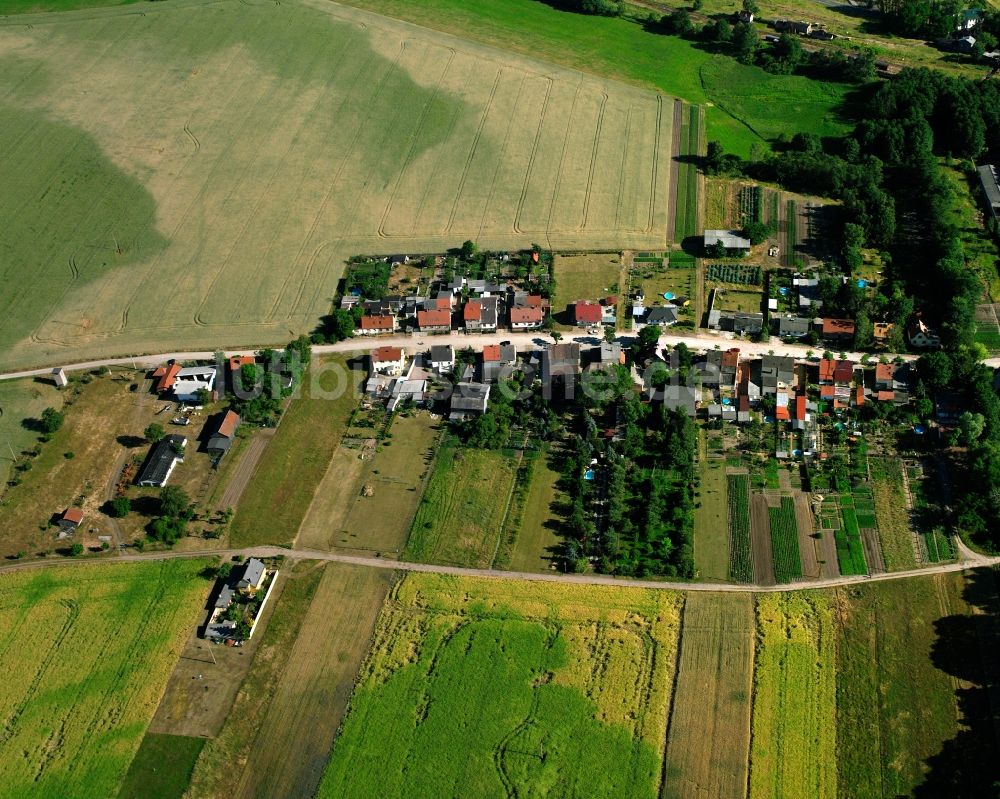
[0,540,995,594]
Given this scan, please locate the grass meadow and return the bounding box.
[0,376,62,488]
[118,733,205,799]
[693,449,729,581]
[0,0,672,368]
[404,441,519,567]
[551,253,622,324]
[230,356,358,548]
[0,560,210,799]
[318,573,682,799]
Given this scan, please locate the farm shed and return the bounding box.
[136,435,186,487]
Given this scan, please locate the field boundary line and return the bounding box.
[578,90,608,232]
[512,75,554,235]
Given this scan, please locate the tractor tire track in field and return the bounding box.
[444,65,504,235]
[476,73,528,243]
[666,99,683,245]
[613,104,633,233]
[578,91,608,232]
[0,599,79,747]
[183,122,200,152]
[646,93,665,235]
[512,75,553,235]
[542,81,582,243]
[377,47,457,240]
[267,41,404,321]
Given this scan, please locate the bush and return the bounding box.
[144,423,165,443]
[109,497,131,518]
[69,543,84,557]
[40,407,65,434]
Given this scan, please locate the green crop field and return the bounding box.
[727,473,752,583]
[0,0,673,370]
[768,497,802,583]
[318,573,683,799]
[673,103,701,243]
[404,442,520,567]
[693,450,729,581]
[0,560,209,799]
[834,502,868,575]
[750,593,837,799]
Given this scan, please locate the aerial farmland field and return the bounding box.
[318,573,683,799]
[0,0,673,369]
[0,559,209,799]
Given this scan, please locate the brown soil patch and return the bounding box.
[750,492,775,586]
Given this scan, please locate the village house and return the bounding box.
[371,346,407,376]
[207,410,240,457]
[58,507,84,534]
[794,275,823,311]
[235,557,267,592]
[659,385,699,417]
[703,348,740,391]
[703,229,751,255]
[645,306,679,327]
[449,382,490,421]
[417,308,452,333]
[586,342,625,372]
[760,355,796,395]
[429,345,455,374]
[152,362,182,394]
[137,434,186,487]
[510,306,544,330]
[774,314,812,339]
[907,317,941,348]
[821,318,856,346]
[387,378,427,412]
[463,300,483,332]
[573,301,603,327]
[358,314,396,336]
[173,366,217,403]
[873,322,894,345]
[478,296,499,331]
[481,344,517,382]
[707,310,764,335]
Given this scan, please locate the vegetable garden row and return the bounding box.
[727,473,752,583]
[768,497,803,583]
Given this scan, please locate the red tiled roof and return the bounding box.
[721,348,740,368]
[574,302,603,324]
[483,345,501,362]
[823,318,856,335]
[875,363,894,383]
[818,359,836,382]
[436,296,451,310]
[418,309,452,328]
[372,346,403,363]
[855,385,865,406]
[155,362,181,393]
[463,301,482,322]
[62,507,84,524]
[511,307,543,324]
[820,385,836,398]
[360,315,395,331]
[525,295,543,308]
[795,395,807,420]
[833,361,854,384]
[738,395,750,412]
[877,390,895,402]
[776,406,791,421]
[604,296,618,306]
[217,410,240,438]
[229,355,255,372]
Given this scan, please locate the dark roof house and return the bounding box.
[137,435,186,487]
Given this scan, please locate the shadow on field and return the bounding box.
[914,567,1000,796]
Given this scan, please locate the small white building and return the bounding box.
[704,230,751,254]
[173,366,217,402]
[51,367,68,388]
